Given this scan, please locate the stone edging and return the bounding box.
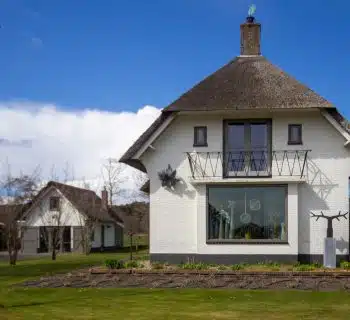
[90,268,350,278]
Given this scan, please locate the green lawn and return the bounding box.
[0,253,350,319]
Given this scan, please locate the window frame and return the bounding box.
[206,184,288,245]
[49,196,60,211]
[223,119,272,178]
[288,124,303,145]
[193,126,208,147]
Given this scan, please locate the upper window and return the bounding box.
[224,120,271,176]
[193,126,207,147]
[49,197,60,211]
[288,124,302,145]
[207,185,287,243]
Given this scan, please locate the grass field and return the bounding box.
[0,252,350,319]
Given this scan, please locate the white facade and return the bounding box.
[25,187,85,227]
[22,186,120,253]
[91,223,117,248]
[140,109,350,262]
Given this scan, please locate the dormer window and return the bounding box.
[49,197,60,211]
[288,124,302,145]
[193,126,207,147]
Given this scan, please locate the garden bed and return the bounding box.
[18,268,350,291]
[17,259,350,291]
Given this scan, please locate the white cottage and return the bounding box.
[20,181,124,254]
[120,14,350,264]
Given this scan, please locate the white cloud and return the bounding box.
[0,102,161,198]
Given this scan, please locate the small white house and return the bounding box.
[120,14,350,265]
[20,181,124,254]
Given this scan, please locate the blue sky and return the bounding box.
[0,0,349,115]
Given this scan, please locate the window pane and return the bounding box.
[208,186,287,241]
[289,125,301,143]
[250,124,268,171]
[226,124,245,171]
[195,127,206,145]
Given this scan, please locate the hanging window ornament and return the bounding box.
[240,192,252,224]
[158,164,180,189]
[249,199,261,211]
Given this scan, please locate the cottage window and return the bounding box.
[288,124,302,145]
[49,197,60,211]
[207,185,287,243]
[193,126,207,147]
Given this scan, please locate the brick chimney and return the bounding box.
[101,187,108,209]
[240,14,261,56]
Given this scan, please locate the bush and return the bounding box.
[152,262,165,270]
[340,261,350,269]
[231,264,244,271]
[293,264,316,272]
[181,262,207,270]
[125,260,139,268]
[105,259,125,269]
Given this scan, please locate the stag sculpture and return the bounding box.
[310,211,348,238]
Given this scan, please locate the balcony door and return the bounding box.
[224,119,272,177]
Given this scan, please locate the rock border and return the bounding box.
[90,268,350,278]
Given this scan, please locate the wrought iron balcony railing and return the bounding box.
[186,150,310,179]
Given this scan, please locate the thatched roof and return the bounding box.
[164,56,333,112]
[119,17,338,171]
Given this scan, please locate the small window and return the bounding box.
[194,126,207,147]
[90,230,95,242]
[288,124,302,145]
[49,197,60,211]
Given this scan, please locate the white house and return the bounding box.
[19,181,124,254]
[120,14,350,265]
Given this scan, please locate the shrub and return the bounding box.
[105,259,125,269]
[152,262,165,270]
[257,261,280,268]
[125,260,139,268]
[230,264,244,271]
[293,264,315,272]
[217,265,227,271]
[340,261,350,269]
[181,262,207,270]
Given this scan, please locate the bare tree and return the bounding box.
[37,164,74,261]
[0,163,41,265]
[101,158,126,206]
[76,195,100,255]
[132,170,149,248]
[38,198,72,260]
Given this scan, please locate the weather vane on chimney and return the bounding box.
[248,4,256,17]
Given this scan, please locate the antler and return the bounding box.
[310,211,326,221]
[310,211,348,221]
[330,211,348,221]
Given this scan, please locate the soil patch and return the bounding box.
[18,269,350,291]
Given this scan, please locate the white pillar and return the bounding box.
[70,226,74,251]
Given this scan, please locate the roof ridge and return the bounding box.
[48,180,97,195]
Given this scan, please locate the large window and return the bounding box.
[207,185,287,243]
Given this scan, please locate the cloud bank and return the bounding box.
[0,102,161,202]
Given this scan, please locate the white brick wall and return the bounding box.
[141,109,350,256]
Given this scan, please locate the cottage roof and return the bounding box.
[24,181,123,224]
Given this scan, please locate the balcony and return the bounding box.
[186,150,310,180]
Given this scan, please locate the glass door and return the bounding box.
[225,120,271,177]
